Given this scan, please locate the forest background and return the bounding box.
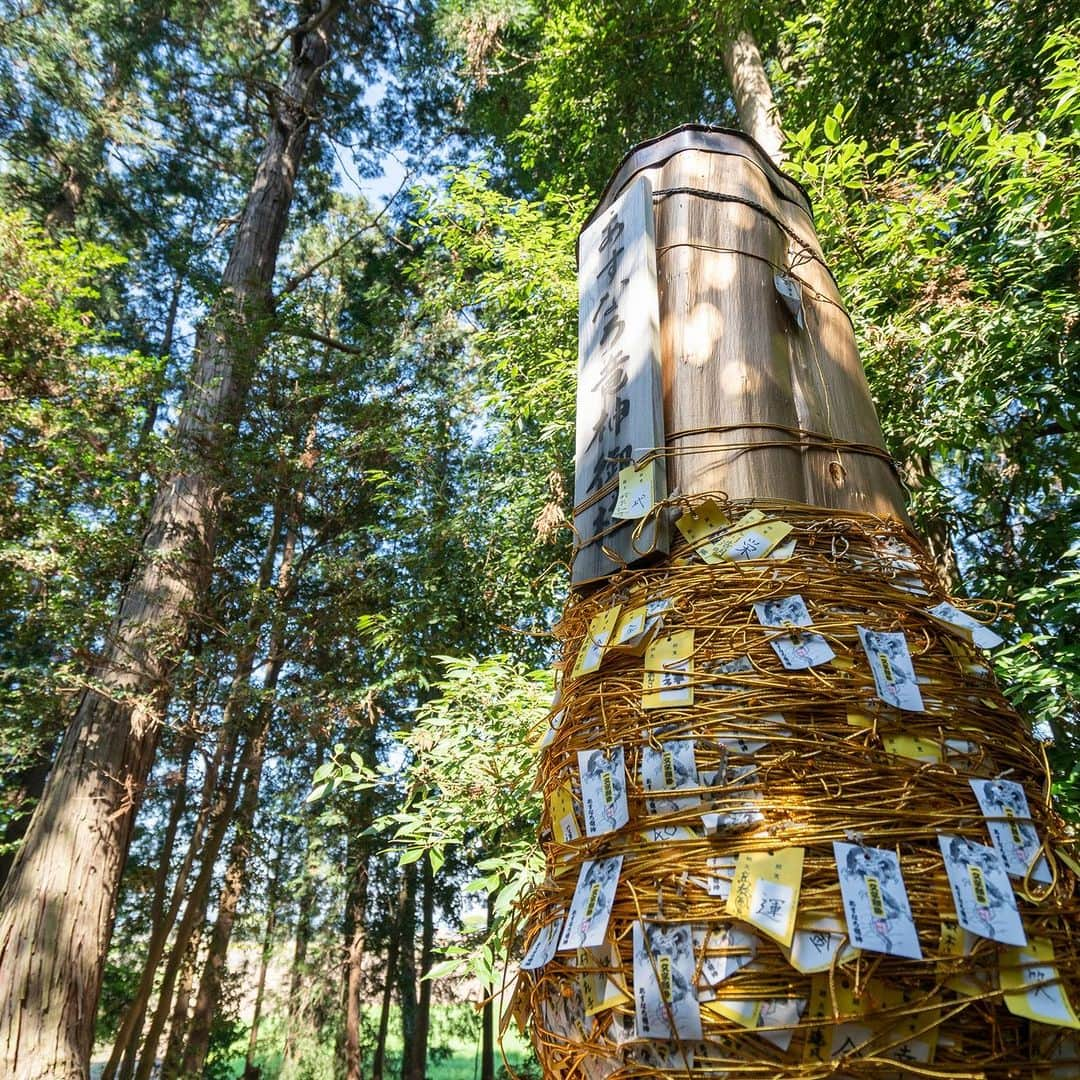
[0,0,1077,1078]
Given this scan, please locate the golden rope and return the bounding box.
[513,499,1080,1079]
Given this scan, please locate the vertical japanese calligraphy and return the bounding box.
[573,176,667,584]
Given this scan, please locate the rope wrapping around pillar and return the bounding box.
[513,499,1080,1080]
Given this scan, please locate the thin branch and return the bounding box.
[277,170,413,297]
[261,0,345,60]
[276,325,367,356]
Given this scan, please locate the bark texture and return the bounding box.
[721,29,786,166]
[408,852,436,1080]
[0,10,339,1076]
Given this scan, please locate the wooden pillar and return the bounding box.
[575,125,907,560]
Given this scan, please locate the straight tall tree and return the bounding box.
[0,4,342,1076]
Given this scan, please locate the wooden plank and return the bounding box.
[573,176,668,586]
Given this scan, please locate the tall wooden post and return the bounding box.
[520,126,1080,1080]
[572,125,907,589]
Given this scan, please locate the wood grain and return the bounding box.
[577,125,909,524]
[573,177,669,585]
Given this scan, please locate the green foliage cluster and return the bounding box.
[0,212,159,839]
[782,23,1080,802]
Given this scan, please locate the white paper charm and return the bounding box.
[774,272,806,329]
[633,921,703,1040]
[707,997,806,1051]
[701,763,763,831]
[928,601,1004,650]
[754,595,835,670]
[706,855,737,898]
[642,739,700,815]
[705,655,754,692]
[970,778,1052,883]
[783,915,859,974]
[559,857,624,951]
[578,747,629,837]
[857,626,925,711]
[834,842,922,959]
[521,916,565,970]
[938,834,1027,946]
[693,923,757,986]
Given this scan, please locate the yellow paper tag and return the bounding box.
[502,971,531,1038]
[612,460,657,520]
[610,604,655,654]
[803,974,833,1063]
[944,636,991,677]
[702,516,793,563]
[551,783,581,846]
[882,734,942,764]
[642,630,694,710]
[726,848,804,947]
[675,499,732,544]
[937,920,986,998]
[1002,938,1080,1029]
[847,710,873,729]
[702,997,766,1029]
[578,941,632,1016]
[570,605,622,679]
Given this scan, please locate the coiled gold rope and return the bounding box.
[513,499,1079,1079]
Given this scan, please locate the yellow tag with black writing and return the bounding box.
[675,499,732,544]
[578,940,632,1016]
[612,460,657,520]
[882,734,942,763]
[937,920,986,998]
[1002,938,1080,1029]
[550,782,580,846]
[703,515,793,563]
[610,603,657,655]
[726,848,804,947]
[642,630,694,710]
[570,605,622,680]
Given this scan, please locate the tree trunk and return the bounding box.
[283,744,326,1066]
[159,924,202,1080]
[372,876,407,1080]
[341,856,369,1080]
[132,725,247,1080]
[243,820,288,1079]
[175,704,277,1076]
[178,454,302,1077]
[0,9,339,1076]
[111,490,284,1080]
[721,28,786,165]
[408,853,436,1080]
[398,862,418,1080]
[340,724,377,1080]
[102,725,196,1080]
[480,893,495,1080]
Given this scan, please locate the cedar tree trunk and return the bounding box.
[0,6,340,1078]
[721,28,786,165]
